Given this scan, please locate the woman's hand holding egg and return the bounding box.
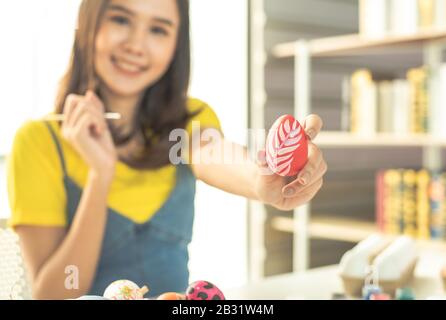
[254,114,327,211]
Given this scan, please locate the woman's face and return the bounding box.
[95,0,180,98]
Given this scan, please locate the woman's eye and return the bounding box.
[110,15,130,25]
[151,26,168,36]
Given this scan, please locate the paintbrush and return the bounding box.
[43,112,122,121]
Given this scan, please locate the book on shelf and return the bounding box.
[416,169,431,239]
[390,0,419,36]
[376,170,386,231]
[376,168,446,240]
[435,0,446,29]
[359,0,389,39]
[347,67,432,136]
[341,75,351,132]
[419,0,435,29]
[382,169,404,234]
[407,67,429,134]
[359,0,446,39]
[429,172,446,239]
[350,69,377,135]
[433,65,446,137]
[377,81,394,133]
[403,169,417,237]
[393,79,411,135]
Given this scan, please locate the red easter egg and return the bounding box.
[186,281,225,300]
[266,115,308,177]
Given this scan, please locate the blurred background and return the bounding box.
[2,0,446,299]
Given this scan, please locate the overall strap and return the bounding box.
[44,121,68,177]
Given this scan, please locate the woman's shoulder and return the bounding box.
[11,119,58,158]
[186,97,213,112]
[7,119,67,229]
[185,97,222,132]
[13,119,53,146]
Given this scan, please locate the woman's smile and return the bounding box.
[111,55,150,77]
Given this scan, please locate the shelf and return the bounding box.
[271,215,378,243]
[314,132,446,148]
[271,215,446,251]
[273,28,446,58]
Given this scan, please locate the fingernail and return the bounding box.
[299,172,310,185]
[306,129,315,141]
[283,187,295,197]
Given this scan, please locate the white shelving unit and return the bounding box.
[272,29,446,273]
[316,132,446,148]
[273,29,446,58]
[271,215,378,243]
[271,214,446,253]
[248,0,268,281]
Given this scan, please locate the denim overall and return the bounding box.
[45,123,196,297]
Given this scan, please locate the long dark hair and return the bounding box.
[55,0,199,169]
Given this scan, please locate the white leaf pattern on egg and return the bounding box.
[270,152,293,168]
[284,135,302,146]
[274,130,280,148]
[278,144,301,156]
[290,126,301,138]
[279,125,286,142]
[276,152,294,164]
[284,120,290,133]
[268,132,277,156]
[276,160,291,175]
[266,117,305,176]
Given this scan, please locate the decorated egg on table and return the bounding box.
[266,115,308,177]
[186,281,225,300]
[103,280,149,300]
[157,292,186,300]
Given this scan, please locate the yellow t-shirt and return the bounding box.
[7,98,222,228]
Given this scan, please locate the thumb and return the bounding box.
[256,149,275,177]
[256,149,268,167]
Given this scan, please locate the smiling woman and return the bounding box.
[4,0,326,300]
[0,0,253,299]
[54,0,196,168]
[6,0,225,299]
[0,0,248,295]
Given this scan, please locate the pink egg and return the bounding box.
[266,115,308,177]
[186,281,225,300]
